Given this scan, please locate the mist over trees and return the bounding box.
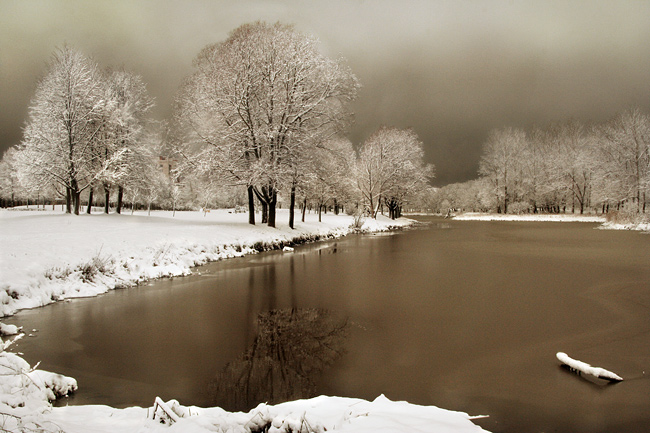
[429,108,650,218]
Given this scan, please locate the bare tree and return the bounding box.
[0,148,29,208]
[175,22,359,227]
[596,108,650,212]
[356,127,433,218]
[16,46,113,215]
[478,127,526,213]
[85,69,155,215]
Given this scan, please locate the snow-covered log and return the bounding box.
[556,352,623,382]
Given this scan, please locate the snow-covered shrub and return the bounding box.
[44,266,72,280]
[349,209,365,230]
[76,254,113,283]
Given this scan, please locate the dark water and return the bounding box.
[11,218,650,432]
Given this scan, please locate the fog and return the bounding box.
[2,0,649,185]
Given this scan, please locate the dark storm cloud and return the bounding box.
[2,0,650,185]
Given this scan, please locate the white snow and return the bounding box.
[600,220,650,232]
[453,212,605,223]
[556,352,624,382]
[0,322,20,336]
[0,208,410,317]
[0,208,493,433]
[40,395,488,433]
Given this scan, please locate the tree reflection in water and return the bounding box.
[211,308,348,411]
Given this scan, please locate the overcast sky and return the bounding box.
[2,0,649,185]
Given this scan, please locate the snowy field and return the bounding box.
[0,208,489,433]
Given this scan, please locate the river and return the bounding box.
[12,217,650,433]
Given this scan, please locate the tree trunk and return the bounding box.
[267,188,277,228]
[65,187,72,214]
[72,190,81,215]
[86,188,93,214]
[289,185,296,229]
[116,186,124,214]
[103,184,110,214]
[253,187,269,224]
[247,185,255,225]
[318,204,322,222]
[302,198,307,222]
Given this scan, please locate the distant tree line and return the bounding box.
[428,109,649,217]
[0,22,433,223]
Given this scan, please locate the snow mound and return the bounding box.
[45,395,489,433]
[0,350,76,418]
[0,322,21,336]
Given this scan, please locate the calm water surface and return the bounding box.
[12,218,650,433]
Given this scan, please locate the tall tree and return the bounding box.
[356,127,433,218]
[175,21,359,227]
[596,108,650,212]
[16,46,110,215]
[478,127,526,213]
[102,69,155,214]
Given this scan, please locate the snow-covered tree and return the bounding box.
[595,108,650,212]
[98,69,154,214]
[175,21,359,227]
[356,127,433,218]
[15,46,112,215]
[0,148,30,207]
[478,127,527,213]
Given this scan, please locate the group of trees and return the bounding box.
[172,21,431,226]
[429,108,650,216]
[0,46,158,214]
[0,22,432,223]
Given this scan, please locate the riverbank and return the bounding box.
[453,212,650,232]
[453,212,605,223]
[0,208,412,318]
[0,208,495,433]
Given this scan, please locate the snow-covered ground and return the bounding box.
[454,212,650,232]
[600,220,650,232]
[0,208,490,433]
[453,212,605,223]
[0,208,410,317]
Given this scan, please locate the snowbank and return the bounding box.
[600,220,650,232]
[453,212,605,223]
[0,339,77,430]
[42,394,488,433]
[0,208,411,317]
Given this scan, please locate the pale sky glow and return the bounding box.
[2,0,649,184]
